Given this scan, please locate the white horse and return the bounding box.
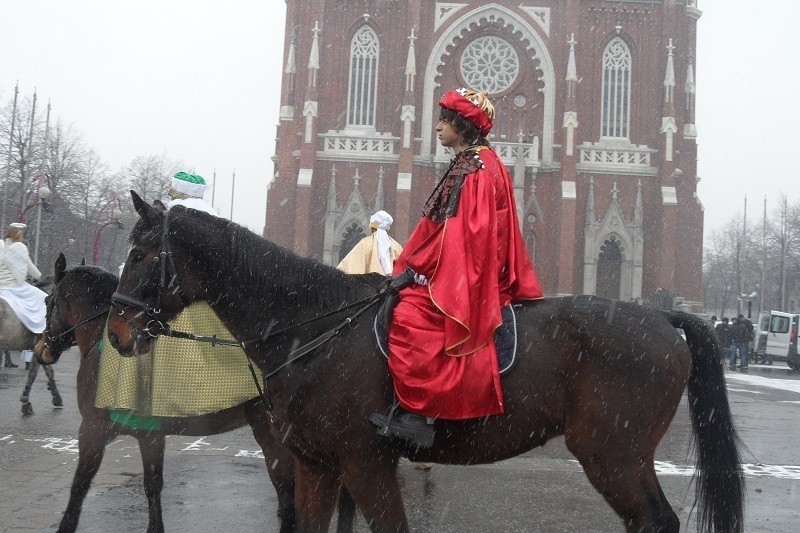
[1,276,61,414]
[0,298,39,351]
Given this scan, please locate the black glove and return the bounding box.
[385,268,417,294]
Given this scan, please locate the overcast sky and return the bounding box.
[0,0,793,237]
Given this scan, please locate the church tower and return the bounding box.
[266,0,705,304]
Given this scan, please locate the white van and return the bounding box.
[755,310,799,368]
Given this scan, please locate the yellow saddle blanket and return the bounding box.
[95,302,259,417]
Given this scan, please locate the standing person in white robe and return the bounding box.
[0,223,46,369]
[337,211,403,276]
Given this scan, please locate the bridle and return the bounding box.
[109,209,388,372]
[107,207,389,422]
[42,283,110,357]
[111,211,192,339]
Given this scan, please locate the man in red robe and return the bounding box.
[371,88,543,448]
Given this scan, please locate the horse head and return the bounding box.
[35,254,116,364]
[107,191,204,356]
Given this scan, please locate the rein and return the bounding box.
[110,209,390,377]
[47,307,111,343]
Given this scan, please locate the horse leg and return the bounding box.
[57,421,116,533]
[244,406,297,533]
[43,363,63,406]
[20,357,39,414]
[566,432,679,533]
[340,455,409,533]
[137,433,166,533]
[336,485,357,533]
[293,458,340,533]
[20,357,39,402]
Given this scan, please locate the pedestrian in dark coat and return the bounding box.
[729,314,754,369]
[715,317,733,354]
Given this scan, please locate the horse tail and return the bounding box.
[667,311,744,532]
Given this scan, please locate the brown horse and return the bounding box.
[34,254,355,533]
[108,192,744,533]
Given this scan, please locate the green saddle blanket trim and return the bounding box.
[109,409,162,430]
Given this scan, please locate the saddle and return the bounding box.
[373,291,519,375]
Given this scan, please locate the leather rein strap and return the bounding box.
[109,209,389,380]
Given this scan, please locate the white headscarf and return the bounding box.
[370,211,394,275]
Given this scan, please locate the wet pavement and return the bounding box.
[2,349,800,532]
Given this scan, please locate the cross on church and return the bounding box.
[611,182,619,200]
[312,21,321,39]
[666,38,675,56]
[408,28,417,46]
[568,33,576,50]
[352,168,361,189]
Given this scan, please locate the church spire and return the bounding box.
[663,38,675,104]
[308,21,321,88]
[563,34,579,157]
[405,29,417,92]
[660,38,678,162]
[285,28,297,79]
[684,57,695,110]
[566,33,578,84]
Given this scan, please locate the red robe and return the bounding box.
[389,147,543,420]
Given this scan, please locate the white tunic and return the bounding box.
[0,239,46,333]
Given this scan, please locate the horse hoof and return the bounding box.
[21,403,34,415]
[52,395,63,407]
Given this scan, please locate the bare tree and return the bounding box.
[123,153,180,204]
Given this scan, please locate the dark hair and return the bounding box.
[438,108,491,147]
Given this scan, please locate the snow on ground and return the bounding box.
[726,372,800,395]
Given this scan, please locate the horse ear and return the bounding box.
[80,257,86,266]
[54,253,67,283]
[153,199,167,211]
[130,190,162,227]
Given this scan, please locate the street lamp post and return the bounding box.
[17,172,52,266]
[92,197,123,265]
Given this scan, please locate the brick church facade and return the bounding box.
[265,0,704,303]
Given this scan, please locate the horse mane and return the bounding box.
[136,207,377,313]
[67,265,119,309]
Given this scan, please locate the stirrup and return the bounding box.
[369,399,435,449]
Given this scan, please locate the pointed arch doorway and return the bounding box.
[596,236,623,299]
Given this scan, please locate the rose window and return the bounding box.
[460,36,520,94]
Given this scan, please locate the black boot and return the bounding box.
[370,401,435,449]
[3,351,18,368]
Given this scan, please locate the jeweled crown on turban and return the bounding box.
[439,88,495,137]
[171,172,207,198]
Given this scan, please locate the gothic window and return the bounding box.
[460,36,519,94]
[347,26,379,128]
[596,236,623,300]
[601,38,632,138]
[339,222,366,262]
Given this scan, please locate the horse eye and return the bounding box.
[130,250,146,263]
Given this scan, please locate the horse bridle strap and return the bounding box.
[47,307,111,342]
[111,210,191,334]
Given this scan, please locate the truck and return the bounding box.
[754,310,800,369]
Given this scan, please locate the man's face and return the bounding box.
[436,120,461,149]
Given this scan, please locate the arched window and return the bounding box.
[601,38,632,139]
[597,236,623,300]
[347,26,379,128]
[339,222,366,262]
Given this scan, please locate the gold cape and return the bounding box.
[95,302,259,417]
